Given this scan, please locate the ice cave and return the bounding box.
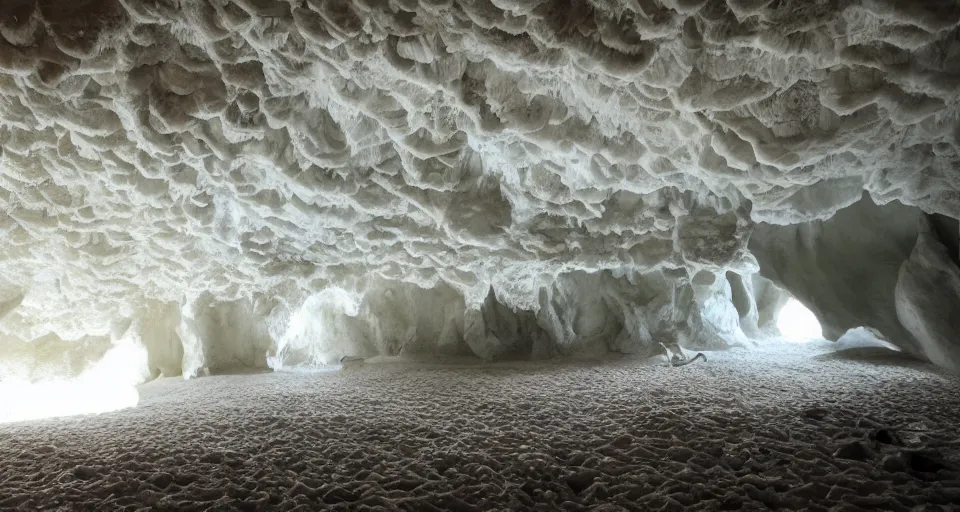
[1,0,960,509]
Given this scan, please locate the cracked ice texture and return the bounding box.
[1,0,959,373]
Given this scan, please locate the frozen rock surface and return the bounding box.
[896,215,960,372]
[752,195,960,367]
[750,194,923,354]
[2,341,960,510]
[1,0,960,373]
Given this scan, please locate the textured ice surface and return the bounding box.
[2,341,960,510]
[752,194,960,368]
[896,215,960,372]
[750,194,922,350]
[1,0,960,376]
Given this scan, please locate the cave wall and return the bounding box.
[751,193,960,366]
[0,267,769,379]
[750,193,925,357]
[1,0,960,378]
[4,189,958,378]
[264,269,756,368]
[135,300,184,379]
[727,271,789,338]
[927,214,960,266]
[0,332,112,382]
[896,215,960,372]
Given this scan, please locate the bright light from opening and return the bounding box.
[0,341,146,424]
[0,378,139,424]
[776,298,823,341]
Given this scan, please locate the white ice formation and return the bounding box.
[1,0,959,381]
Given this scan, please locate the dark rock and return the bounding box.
[833,441,872,461]
[147,472,174,489]
[881,453,907,472]
[872,428,903,446]
[802,407,829,421]
[322,486,359,504]
[565,469,601,494]
[905,451,951,473]
[72,465,98,480]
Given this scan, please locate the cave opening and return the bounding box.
[0,340,144,424]
[775,297,822,342]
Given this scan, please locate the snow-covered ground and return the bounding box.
[2,340,959,511]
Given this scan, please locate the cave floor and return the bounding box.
[2,341,960,511]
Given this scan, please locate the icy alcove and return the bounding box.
[1,0,960,420]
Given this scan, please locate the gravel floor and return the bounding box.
[2,340,959,511]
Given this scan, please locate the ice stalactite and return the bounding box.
[266,288,362,370]
[458,269,755,361]
[176,299,206,380]
[138,270,760,373]
[135,301,184,380]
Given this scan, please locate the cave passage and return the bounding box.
[776,298,822,342]
[1,0,960,508]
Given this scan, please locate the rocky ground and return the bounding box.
[2,340,959,511]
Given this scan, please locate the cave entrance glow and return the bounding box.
[776,298,823,342]
[0,342,145,425]
[0,378,139,424]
